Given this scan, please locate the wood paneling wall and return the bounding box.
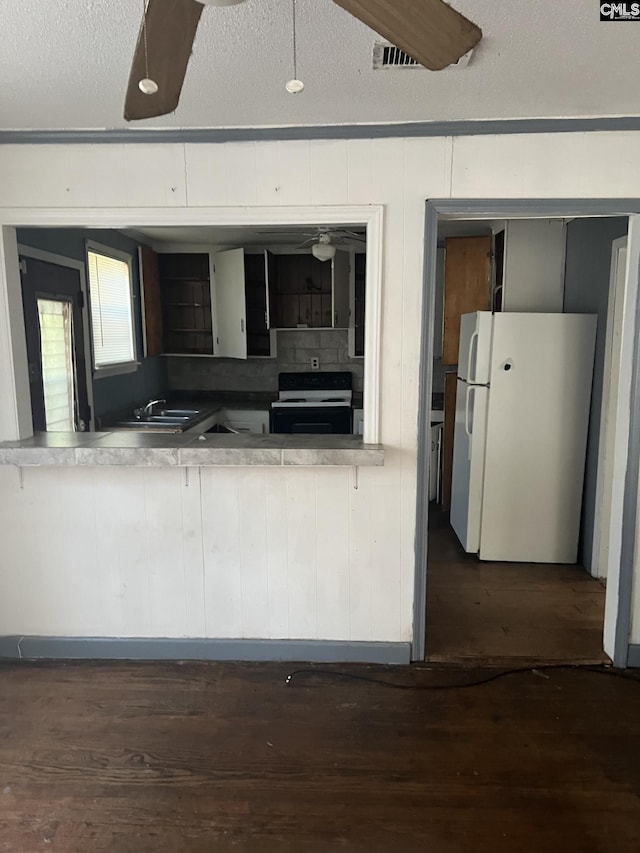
[1,134,640,643]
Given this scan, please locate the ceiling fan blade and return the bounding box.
[124,0,204,122]
[334,230,367,241]
[332,0,481,70]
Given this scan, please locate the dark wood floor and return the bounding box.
[426,508,609,665]
[1,660,639,852]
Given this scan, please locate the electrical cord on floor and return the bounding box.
[284,663,640,690]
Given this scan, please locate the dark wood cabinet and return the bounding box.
[158,253,213,356]
[139,245,164,357]
[353,253,366,357]
[270,253,333,328]
[244,253,270,357]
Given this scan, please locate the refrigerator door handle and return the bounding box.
[467,330,479,384]
[465,385,474,442]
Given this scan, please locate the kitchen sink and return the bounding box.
[156,408,202,417]
[114,419,184,430]
[112,405,211,433]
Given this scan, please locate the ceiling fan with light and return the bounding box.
[124,0,482,121]
[256,227,366,261]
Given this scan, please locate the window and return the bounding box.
[87,245,136,372]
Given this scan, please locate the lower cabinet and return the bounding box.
[219,409,270,434]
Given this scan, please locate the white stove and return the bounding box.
[270,372,354,433]
[272,389,353,408]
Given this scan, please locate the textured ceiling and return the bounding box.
[0,0,637,131]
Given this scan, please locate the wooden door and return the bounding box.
[442,236,491,365]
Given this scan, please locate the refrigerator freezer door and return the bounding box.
[479,313,597,563]
[451,379,489,553]
[458,312,493,384]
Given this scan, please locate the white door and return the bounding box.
[213,248,247,359]
[592,237,627,578]
[450,379,489,553]
[458,311,493,383]
[479,313,597,563]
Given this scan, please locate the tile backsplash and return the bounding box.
[167,330,364,394]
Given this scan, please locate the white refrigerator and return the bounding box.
[450,311,597,563]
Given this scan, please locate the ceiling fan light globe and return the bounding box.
[312,242,336,262]
[285,79,305,94]
[138,78,159,95]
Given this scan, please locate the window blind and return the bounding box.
[37,298,76,431]
[87,250,135,367]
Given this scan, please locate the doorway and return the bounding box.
[415,201,640,667]
[20,255,91,432]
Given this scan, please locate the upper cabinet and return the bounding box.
[158,252,214,356]
[145,245,354,359]
[244,253,271,357]
[152,248,271,360]
[350,252,366,358]
[268,249,350,329]
[138,245,163,357]
[213,248,248,359]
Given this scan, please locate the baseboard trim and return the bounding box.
[627,644,640,667]
[0,637,410,665]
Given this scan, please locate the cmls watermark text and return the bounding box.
[600,2,640,19]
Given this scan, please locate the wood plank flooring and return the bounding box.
[1,660,639,852]
[426,507,608,665]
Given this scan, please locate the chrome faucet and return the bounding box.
[134,398,166,419]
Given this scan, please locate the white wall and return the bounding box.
[502,219,566,312]
[1,132,640,647]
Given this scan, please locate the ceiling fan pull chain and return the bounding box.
[138,0,159,95]
[286,0,304,94]
[292,0,298,80]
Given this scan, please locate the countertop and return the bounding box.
[98,392,365,431]
[0,432,384,468]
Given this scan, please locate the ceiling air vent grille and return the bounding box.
[373,42,421,69]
